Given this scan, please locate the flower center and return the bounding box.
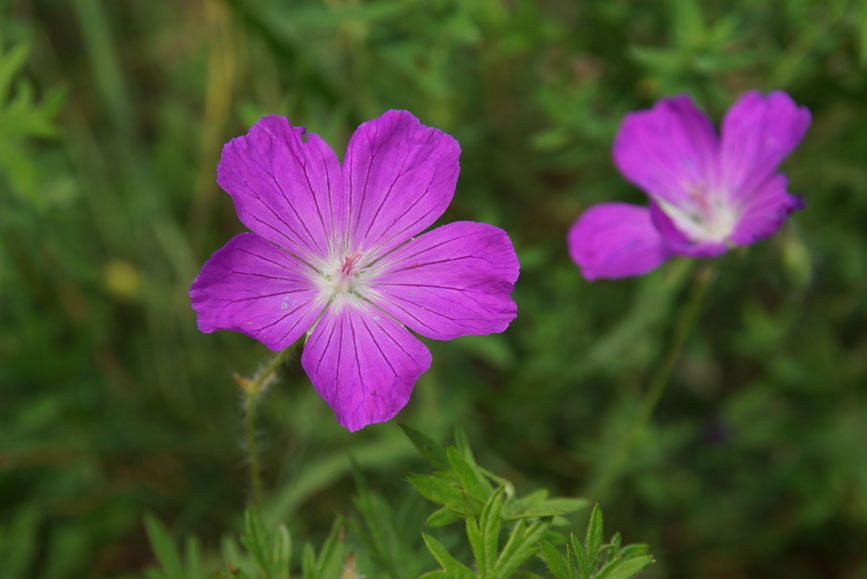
[320,249,367,298]
[659,185,738,244]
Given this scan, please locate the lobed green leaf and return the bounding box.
[480,487,505,574]
[426,507,464,527]
[143,514,184,579]
[505,497,589,521]
[466,517,486,576]
[540,540,572,579]
[400,424,449,470]
[422,532,476,579]
[585,504,604,563]
[495,519,550,577]
[408,473,466,509]
[447,444,494,502]
[596,555,655,579]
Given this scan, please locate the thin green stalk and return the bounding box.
[246,387,263,510]
[241,347,295,509]
[587,261,718,501]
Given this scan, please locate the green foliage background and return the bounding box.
[2,0,866,576]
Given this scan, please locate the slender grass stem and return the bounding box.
[587,261,718,501]
[240,347,295,509]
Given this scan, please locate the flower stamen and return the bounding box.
[321,248,367,297]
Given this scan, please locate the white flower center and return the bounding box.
[317,249,370,303]
[658,185,738,244]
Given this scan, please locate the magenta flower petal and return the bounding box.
[613,94,719,208]
[730,174,806,245]
[343,110,460,258]
[301,302,432,432]
[190,233,326,351]
[217,116,345,266]
[569,91,810,280]
[721,90,811,197]
[368,221,519,340]
[568,203,672,280]
[195,111,519,431]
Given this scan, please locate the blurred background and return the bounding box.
[2,0,866,577]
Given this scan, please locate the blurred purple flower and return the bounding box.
[568,91,811,280]
[190,111,519,431]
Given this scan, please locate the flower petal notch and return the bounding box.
[191,111,520,431]
[570,91,810,279]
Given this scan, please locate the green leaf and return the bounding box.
[220,536,249,578]
[595,555,655,579]
[400,423,449,470]
[0,42,28,103]
[316,519,345,578]
[628,45,684,73]
[2,507,39,579]
[466,517,486,576]
[551,516,571,528]
[426,507,464,527]
[585,504,604,563]
[539,540,572,579]
[618,544,650,559]
[273,524,292,578]
[301,542,317,579]
[447,444,493,501]
[504,497,589,520]
[407,473,465,509]
[143,514,184,579]
[454,425,473,459]
[241,507,274,577]
[518,488,548,503]
[571,533,590,579]
[353,461,425,578]
[479,466,515,498]
[183,536,203,579]
[480,487,505,574]
[597,544,617,568]
[494,519,550,577]
[671,0,705,48]
[422,533,476,578]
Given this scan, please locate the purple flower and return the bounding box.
[568,91,811,280]
[190,111,519,431]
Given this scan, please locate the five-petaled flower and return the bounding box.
[568,91,811,280]
[190,111,519,431]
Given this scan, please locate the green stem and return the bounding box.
[586,261,717,501]
[246,387,263,510]
[243,347,294,509]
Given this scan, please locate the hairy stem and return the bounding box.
[242,346,295,509]
[245,387,263,510]
[587,261,717,500]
